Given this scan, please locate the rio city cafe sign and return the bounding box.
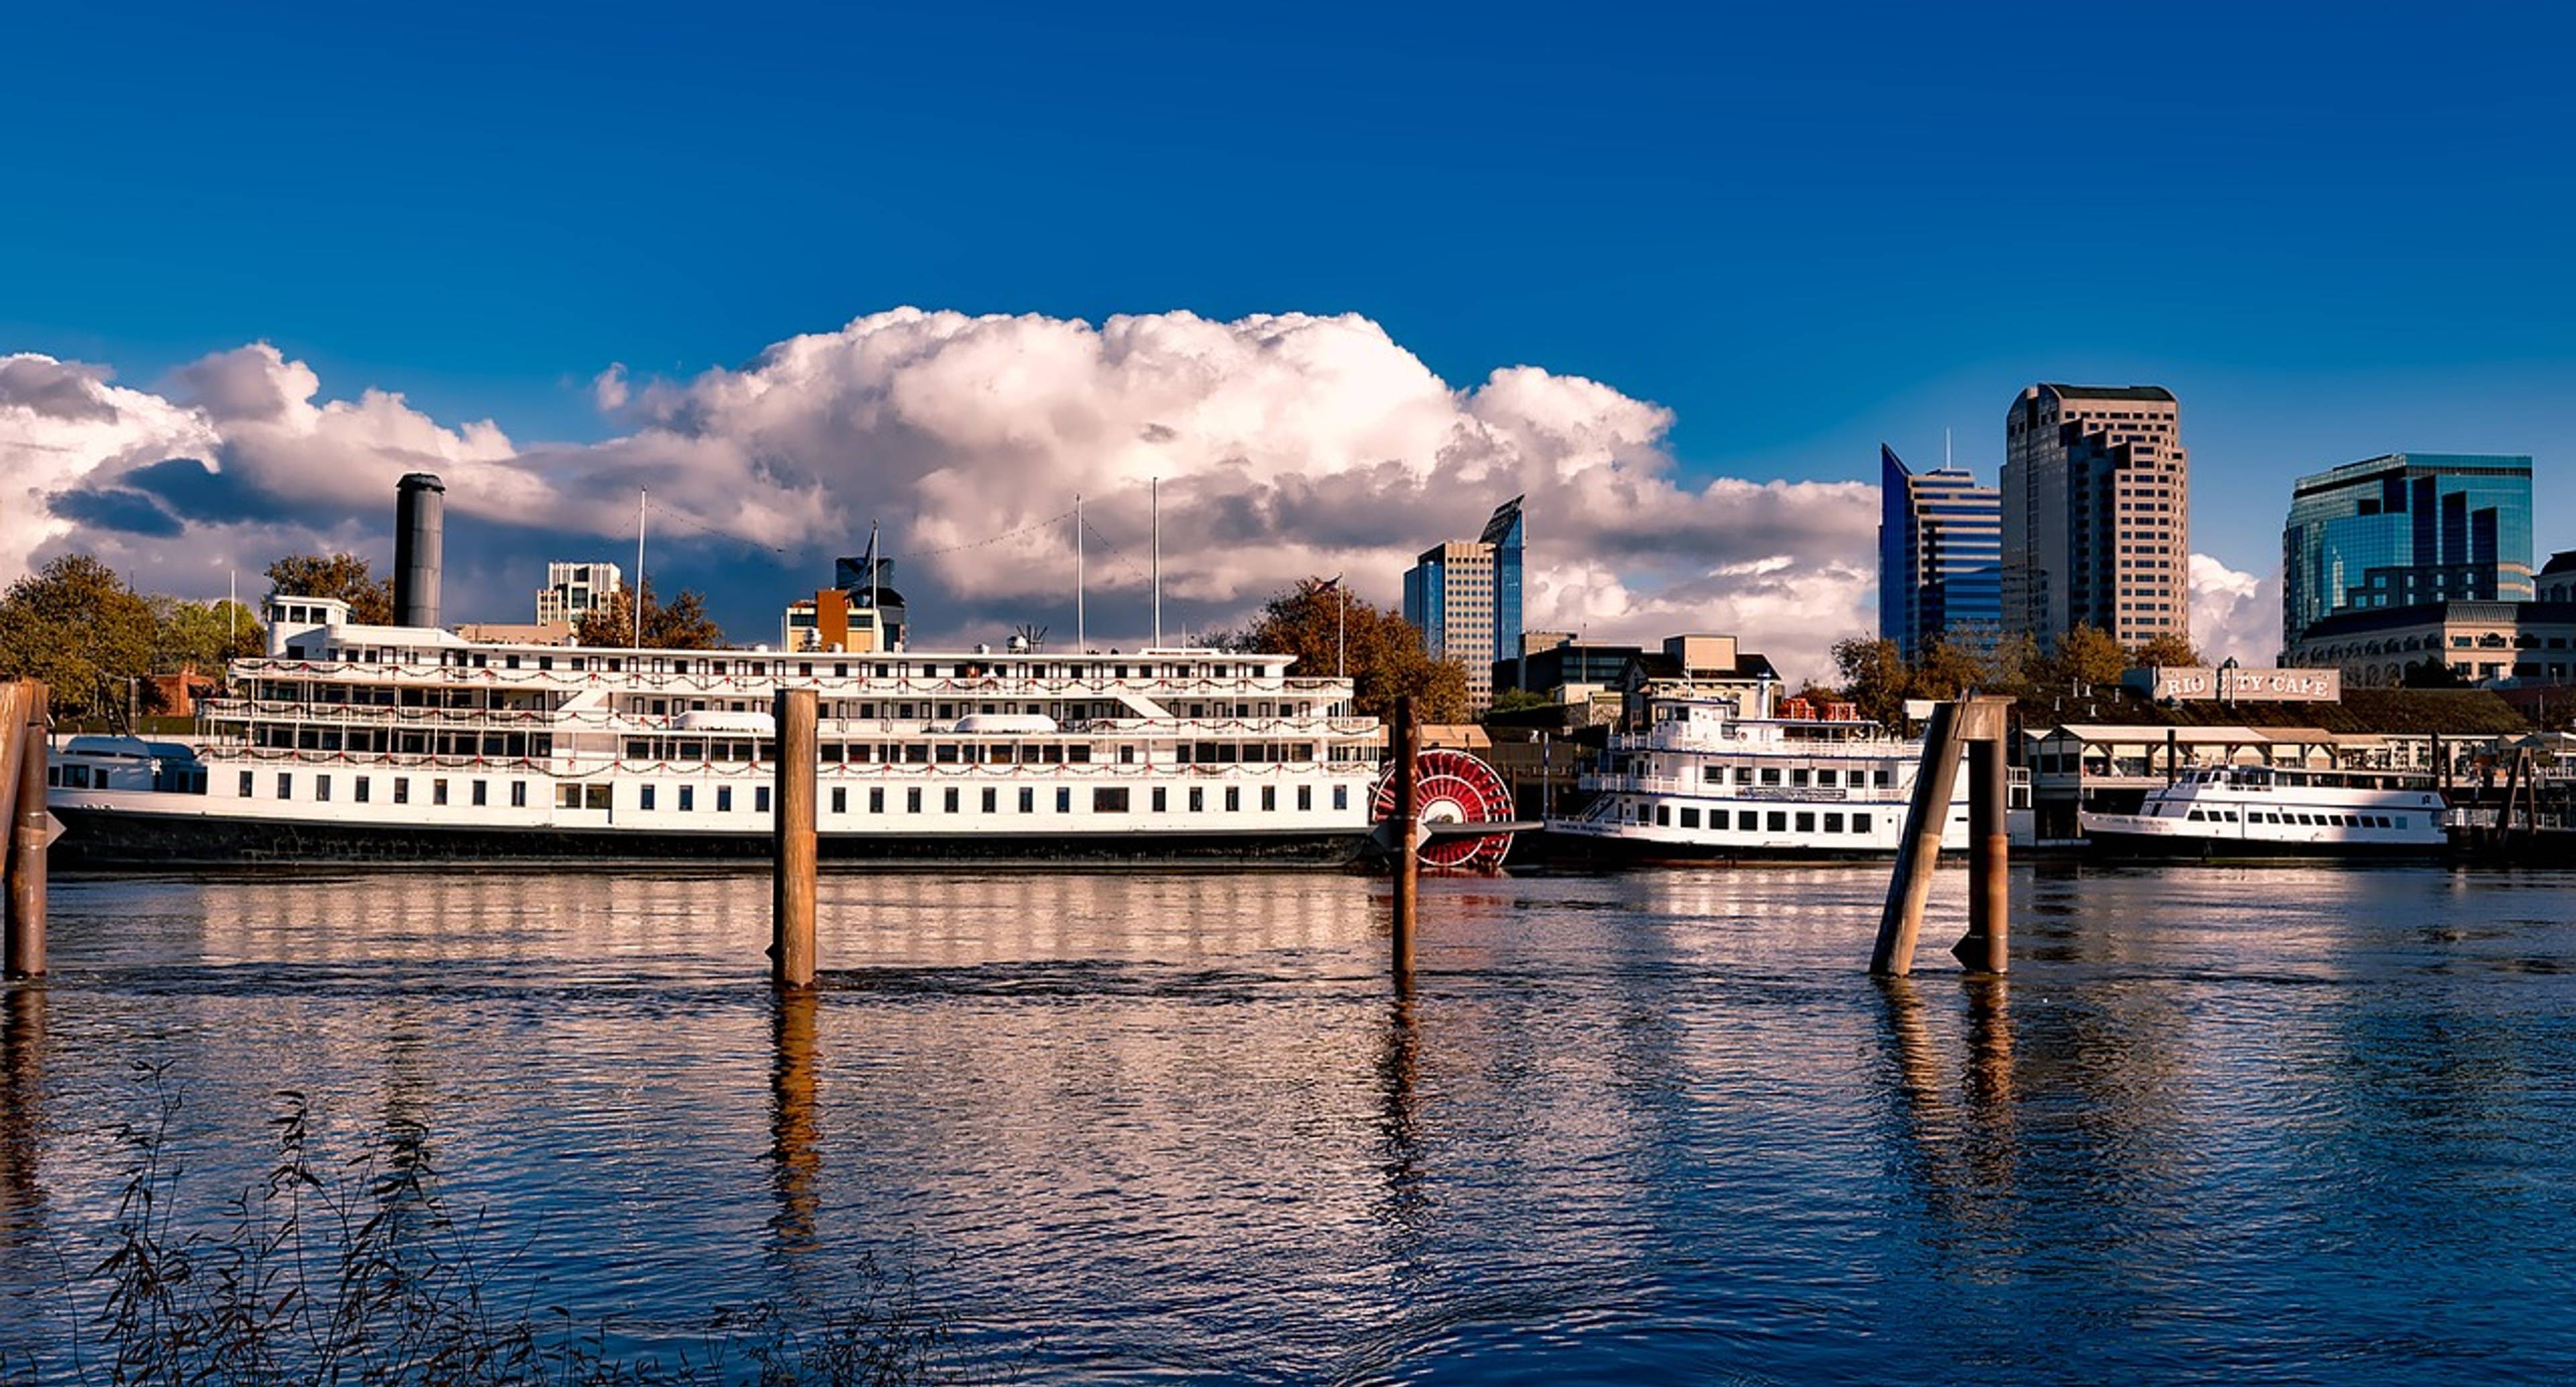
[2133,666,2343,702]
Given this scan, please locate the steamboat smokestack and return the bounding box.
[393,472,445,628]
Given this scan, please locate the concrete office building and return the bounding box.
[535,561,622,627]
[1403,496,1525,712]
[2002,384,2190,653]
[2281,453,2533,647]
[1878,444,2002,662]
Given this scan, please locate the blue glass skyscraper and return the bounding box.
[1479,495,1523,669]
[1878,445,2002,662]
[1401,496,1524,712]
[2282,453,2533,646]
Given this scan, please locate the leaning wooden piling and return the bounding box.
[3,682,45,981]
[1390,696,1418,993]
[1872,696,2013,978]
[1871,700,1964,977]
[771,688,818,989]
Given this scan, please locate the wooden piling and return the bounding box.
[1390,695,1418,992]
[1953,732,2010,975]
[771,687,817,990]
[1870,700,1964,977]
[3,683,44,981]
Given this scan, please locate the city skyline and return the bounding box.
[7,5,2575,681]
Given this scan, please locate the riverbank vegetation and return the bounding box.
[0,1065,970,1386]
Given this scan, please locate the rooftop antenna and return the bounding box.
[1150,478,1162,651]
[1945,427,1953,470]
[634,487,646,649]
[1074,492,1086,652]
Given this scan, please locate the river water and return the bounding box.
[3,864,2573,1384]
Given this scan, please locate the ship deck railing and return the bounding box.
[198,700,1379,739]
[226,658,1356,700]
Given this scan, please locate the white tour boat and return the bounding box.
[2079,765,2447,858]
[44,594,1461,869]
[1545,694,2019,861]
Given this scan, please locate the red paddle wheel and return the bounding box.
[1375,747,1516,871]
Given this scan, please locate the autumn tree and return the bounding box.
[2048,625,2130,688]
[1909,639,1985,702]
[1226,578,1469,723]
[1981,630,2042,695]
[572,578,729,649]
[0,555,159,719]
[1829,634,1911,728]
[264,553,394,624]
[2131,631,2202,668]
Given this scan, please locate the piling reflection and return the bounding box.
[0,985,42,1239]
[770,987,820,1258]
[1878,975,2021,1211]
[1373,998,1423,1237]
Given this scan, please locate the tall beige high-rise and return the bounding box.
[2002,384,2190,655]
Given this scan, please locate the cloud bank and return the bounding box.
[5,309,1893,681]
[2188,553,2282,667]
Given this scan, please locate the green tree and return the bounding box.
[1226,578,1469,723]
[150,596,266,675]
[2131,631,2202,668]
[264,553,394,624]
[1830,634,1911,728]
[1487,687,1556,716]
[0,554,159,720]
[2401,656,2471,689]
[572,578,729,649]
[2049,625,2130,689]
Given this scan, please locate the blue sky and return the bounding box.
[5,1,2572,667]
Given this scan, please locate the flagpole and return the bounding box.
[869,518,881,651]
[1074,493,1086,652]
[634,487,646,650]
[1150,478,1162,651]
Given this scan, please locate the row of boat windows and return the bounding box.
[2168,807,2411,829]
[248,683,546,710]
[240,726,1330,765]
[1697,765,1896,788]
[244,771,525,808]
[1609,761,1898,789]
[253,728,553,756]
[232,769,1346,816]
[288,648,1285,682]
[619,739,1320,765]
[237,684,1328,722]
[627,700,1321,720]
[1636,803,1880,834]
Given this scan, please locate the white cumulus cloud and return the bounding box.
[2190,553,2282,666]
[5,310,1882,681]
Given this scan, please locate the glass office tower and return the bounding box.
[2282,453,2533,645]
[1878,445,2003,662]
[1403,496,1524,712]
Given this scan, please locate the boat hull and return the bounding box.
[2080,825,2446,861]
[50,803,1373,871]
[1531,828,1933,865]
